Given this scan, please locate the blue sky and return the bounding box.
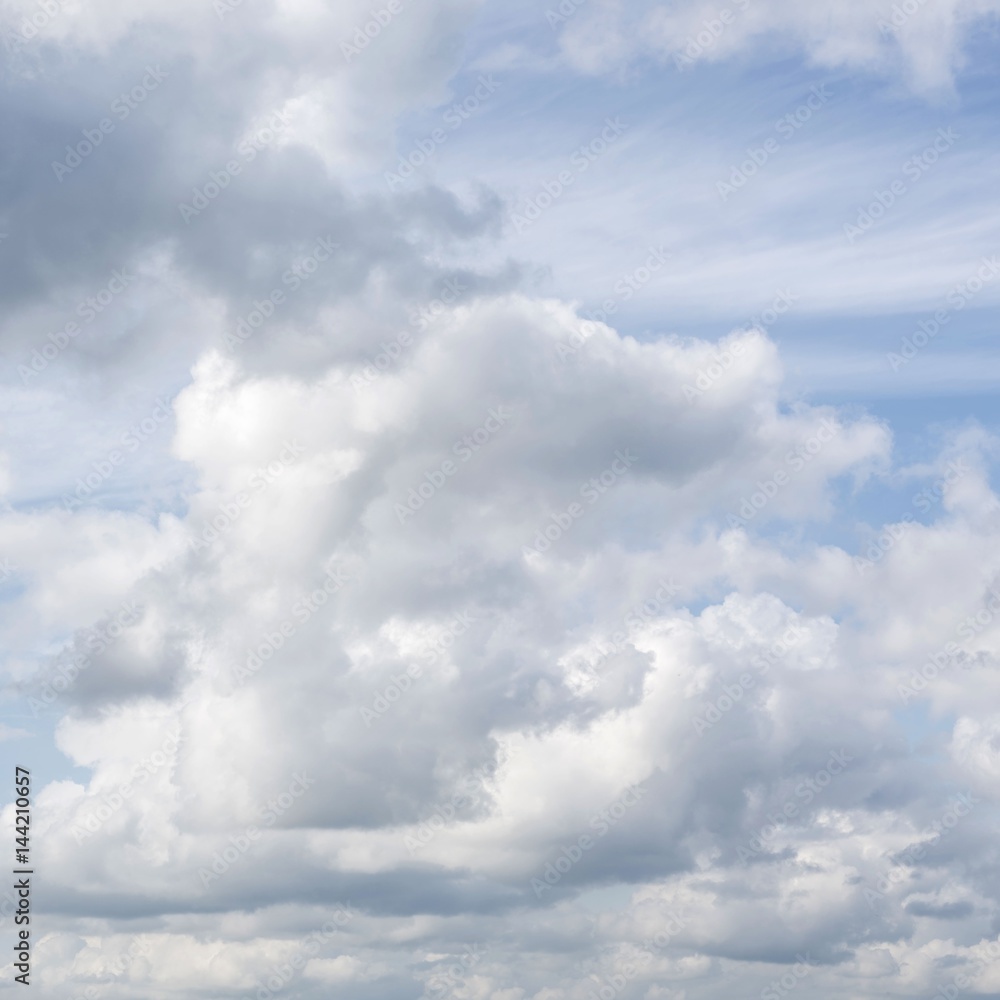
[384,18,1000,407]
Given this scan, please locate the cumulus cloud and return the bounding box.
[2,296,998,995]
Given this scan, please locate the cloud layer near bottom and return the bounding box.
[4,295,1000,1000]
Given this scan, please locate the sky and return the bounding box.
[1,0,1000,997]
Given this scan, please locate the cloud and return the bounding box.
[1,0,999,996]
[550,0,1000,94]
[5,293,997,994]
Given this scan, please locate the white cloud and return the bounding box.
[2,293,996,995]
[553,0,1000,94]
